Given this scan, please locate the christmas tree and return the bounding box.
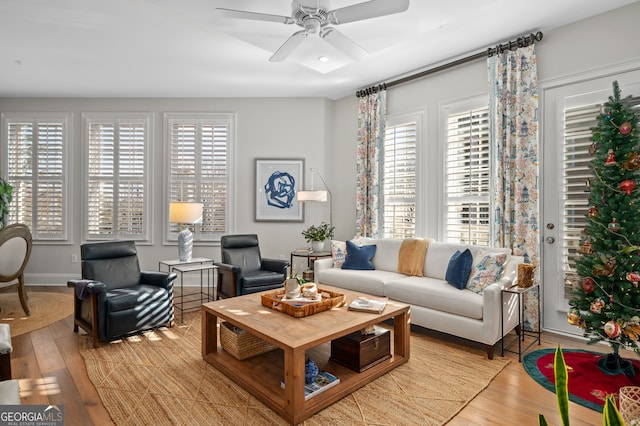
[569,81,640,374]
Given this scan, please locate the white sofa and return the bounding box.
[315,238,523,359]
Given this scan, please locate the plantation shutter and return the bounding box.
[382,121,416,239]
[6,117,68,240]
[445,107,491,245]
[86,116,149,240]
[168,116,230,241]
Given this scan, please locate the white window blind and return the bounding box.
[3,114,70,241]
[382,119,416,239]
[167,114,231,241]
[84,114,150,241]
[445,107,490,246]
[562,97,640,298]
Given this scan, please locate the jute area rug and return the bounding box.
[0,290,73,337]
[80,312,509,426]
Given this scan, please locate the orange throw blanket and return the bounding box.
[397,239,429,277]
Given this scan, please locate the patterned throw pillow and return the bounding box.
[466,251,508,294]
[331,240,347,268]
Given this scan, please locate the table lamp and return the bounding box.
[169,202,203,262]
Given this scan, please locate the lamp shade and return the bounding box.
[169,202,203,224]
[296,190,328,202]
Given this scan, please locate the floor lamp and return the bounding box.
[169,202,203,262]
[296,168,332,228]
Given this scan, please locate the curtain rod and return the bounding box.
[355,31,543,98]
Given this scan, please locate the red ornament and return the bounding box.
[605,149,617,166]
[620,122,632,135]
[588,205,599,217]
[620,179,636,196]
[627,272,640,287]
[581,277,595,293]
[608,219,621,232]
[605,320,621,339]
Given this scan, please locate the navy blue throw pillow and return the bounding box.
[445,249,473,289]
[341,240,377,270]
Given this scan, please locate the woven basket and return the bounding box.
[261,288,346,318]
[620,386,640,425]
[219,321,277,360]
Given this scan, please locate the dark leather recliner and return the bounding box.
[216,234,289,298]
[67,240,176,348]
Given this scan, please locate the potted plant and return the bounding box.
[0,178,12,230]
[302,222,335,252]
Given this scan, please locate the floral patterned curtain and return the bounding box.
[355,90,386,237]
[488,44,540,330]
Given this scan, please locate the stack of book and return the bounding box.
[281,371,340,400]
[347,296,388,314]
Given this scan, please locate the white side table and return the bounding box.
[159,258,216,322]
[158,257,214,272]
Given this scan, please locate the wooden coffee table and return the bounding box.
[201,284,410,424]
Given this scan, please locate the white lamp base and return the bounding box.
[177,228,194,262]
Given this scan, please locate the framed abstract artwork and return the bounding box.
[255,158,304,222]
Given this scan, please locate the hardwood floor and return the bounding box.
[11,286,622,425]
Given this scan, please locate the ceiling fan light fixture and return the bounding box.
[216,0,410,62]
[302,17,321,34]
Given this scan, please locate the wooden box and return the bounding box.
[330,326,391,372]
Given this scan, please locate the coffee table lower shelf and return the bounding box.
[201,306,409,424]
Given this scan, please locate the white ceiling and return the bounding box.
[1,0,637,100]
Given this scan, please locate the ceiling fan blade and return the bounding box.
[215,8,294,24]
[328,0,410,25]
[320,27,367,60]
[269,31,308,62]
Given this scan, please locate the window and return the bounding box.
[445,105,490,246]
[1,113,71,241]
[83,113,152,241]
[382,116,417,239]
[165,113,233,242]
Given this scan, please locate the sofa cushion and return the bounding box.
[106,284,168,312]
[397,239,429,277]
[331,240,347,268]
[466,251,508,294]
[317,268,405,296]
[241,270,286,289]
[445,249,473,289]
[424,242,510,279]
[384,276,484,320]
[353,237,407,272]
[342,241,376,270]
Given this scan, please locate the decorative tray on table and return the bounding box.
[261,288,346,318]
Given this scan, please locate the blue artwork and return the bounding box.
[264,171,296,209]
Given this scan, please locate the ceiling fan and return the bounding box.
[215,0,410,62]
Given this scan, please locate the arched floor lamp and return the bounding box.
[296,167,332,228]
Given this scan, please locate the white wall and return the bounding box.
[331,1,640,241]
[2,2,640,285]
[0,97,333,284]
